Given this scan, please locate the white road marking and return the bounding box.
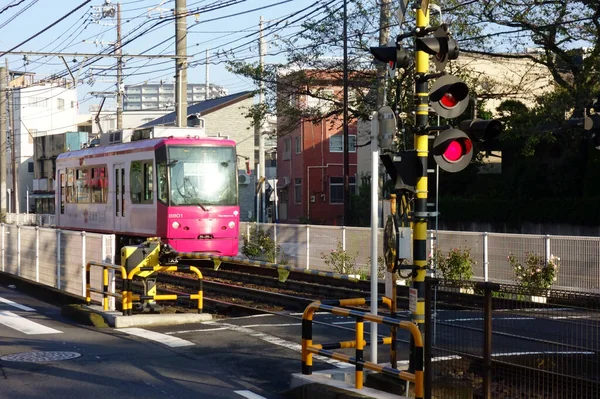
[229,314,274,320]
[548,315,591,320]
[443,317,535,322]
[216,322,352,368]
[165,327,229,335]
[0,310,61,335]
[0,296,35,311]
[119,327,194,347]
[492,351,595,357]
[289,311,329,316]
[332,321,372,325]
[234,390,268,399]
[244,323,301,328]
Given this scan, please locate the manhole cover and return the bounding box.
[0,351,81,362]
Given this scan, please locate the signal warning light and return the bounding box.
[432,129,474,173]
[430,75,470,119]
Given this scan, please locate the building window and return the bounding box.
[294,178,301,204]
[29,97,48,108]
[28,162,34,173]
[329,134,356,153]
[57,98,65,110]
[283,137,291,160]
[329,176,356,204]
[306,89,334,111]
[295,136,301,154]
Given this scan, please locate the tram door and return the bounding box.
[114,164,126,231]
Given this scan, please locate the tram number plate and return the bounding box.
[409,288,417,313]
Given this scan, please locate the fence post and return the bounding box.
[274,223,278,264]
[102,234,115,310]
[424,277,434,399]
[342,226,346,273]
[81,232,86,297]
[483,232,489,282]
[544,234,551,264]
[56,229,62,290]
[481,281,499,399]
[17,225,21,277]
[35,227,40,283]
[1,224,4,272]
[306,224,310,270]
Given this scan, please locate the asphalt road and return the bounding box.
[1,283,598,399]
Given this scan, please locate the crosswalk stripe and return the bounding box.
[119,327,195,347]
[0,310,62,335]
[234,390,267,399]
[0,296,35,311]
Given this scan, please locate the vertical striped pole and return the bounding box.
[410,4,430,372]
[355,317,364,389]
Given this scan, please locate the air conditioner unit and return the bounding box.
[238,172,250,185]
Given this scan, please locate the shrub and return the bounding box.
[508,252,559,296]
[241,226,288,264]
[429,246,474,281]
[320,240,358,275]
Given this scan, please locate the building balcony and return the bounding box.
[33,177,54,192]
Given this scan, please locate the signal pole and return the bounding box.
[411,2,429,367]
[258,16,266,223]
[175,0,188,128]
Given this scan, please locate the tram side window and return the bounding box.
[76,169,91,203]
[157,162,168,203]
[91,167,107,203]
[130,160,153,204]
[66,169,74,203]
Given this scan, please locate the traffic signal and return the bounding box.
[459,118,503,151]
[430,75,470,119]
[369,35,410,70]
[431,129,474,173]
[381,151,422,192]
[416,25,459,72]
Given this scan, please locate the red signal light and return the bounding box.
[432,129,474,173]
[440,93,458,109]
[443,138,472,162]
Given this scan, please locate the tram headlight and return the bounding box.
[172,221,180,229]
[228,221,235,229]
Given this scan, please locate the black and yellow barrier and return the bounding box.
[123,264,203,316]
[85,261,127,311]
[302,298,424,398]
[174,252,360,283]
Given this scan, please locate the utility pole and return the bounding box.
[205,49,209,100]
[175,0,188,127]
[376,0,392,108]
[0,66,6,215]
[342,0,350,226]
[258,16,266,223]
[116,2,123,129]
[8,64,16,214]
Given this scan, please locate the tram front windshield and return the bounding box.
[166,146,237,207]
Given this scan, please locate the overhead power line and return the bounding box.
[0,0,92,58]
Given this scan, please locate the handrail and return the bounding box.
[302,299,424,399]
[174,252,360,283]
[85,261,127,311]
[124,264,203,315]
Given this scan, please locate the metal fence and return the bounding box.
[0,224,115,302]
[425,278,600,398]
[241,223,600,293]
[4,213,56,227]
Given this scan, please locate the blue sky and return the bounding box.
[0,0,327,115]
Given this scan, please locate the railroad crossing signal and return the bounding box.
[416,25,458,72]
[429,75,470,119]
[432,129,473,172]
[369,36,410,70]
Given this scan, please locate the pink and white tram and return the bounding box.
[55,136,240,256]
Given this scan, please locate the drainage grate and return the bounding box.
[0,351,81,362]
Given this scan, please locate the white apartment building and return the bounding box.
[7,78,78,213]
